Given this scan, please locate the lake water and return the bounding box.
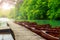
[0,18,14,40]
[0,34,14,40]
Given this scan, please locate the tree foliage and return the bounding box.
[14,0,60,20]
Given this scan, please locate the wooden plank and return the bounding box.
[8,22,46,40]
[0,26,10,30]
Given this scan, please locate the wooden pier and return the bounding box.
[7,21,46,40]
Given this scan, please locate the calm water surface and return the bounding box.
[0,18,14,40]
[0,34,14,40]
[0,34,13,40]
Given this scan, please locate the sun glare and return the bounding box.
[1,2,14,10]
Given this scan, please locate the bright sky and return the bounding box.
[0,0,16,10]
[0,0,16,17]
[1,2,14,10]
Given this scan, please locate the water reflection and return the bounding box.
[0,18,12,26]
[0,18,14,40]
[0,34,14,40]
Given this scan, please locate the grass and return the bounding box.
[16,20,60,28]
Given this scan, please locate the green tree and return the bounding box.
[47,0,60,20]
[14,0,60,20]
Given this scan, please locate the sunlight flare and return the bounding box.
[1,2,14,10]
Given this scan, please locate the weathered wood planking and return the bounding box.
[8,22,46,40]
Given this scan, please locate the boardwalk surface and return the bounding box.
[0,26,10,30]
[8,22,46,40]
